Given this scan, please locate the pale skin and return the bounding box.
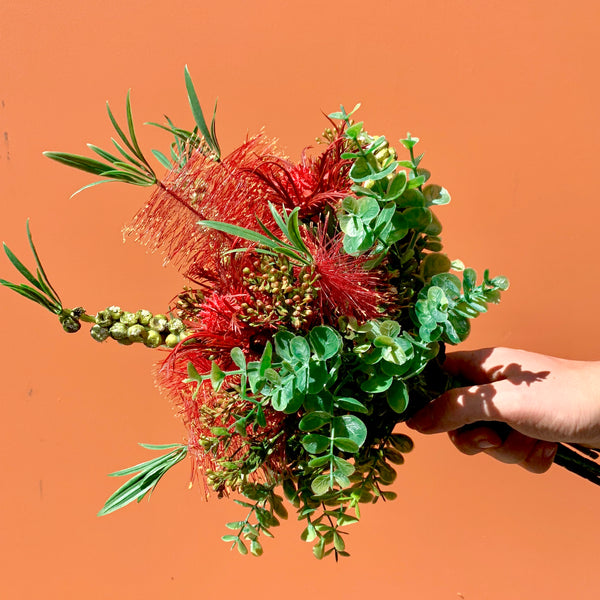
[406,347,600,474]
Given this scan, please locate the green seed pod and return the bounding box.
[90,324,110,342]
[137,309,152,325]
[164,333,179,348]
[144,329,162,348]
[107,306,123,320]
[117,337,135,345]
[167,318,184,334]
[149,314,168,332]
[109,322,128,340]
[127,324,146,343]
[60,315,81,333]
[95,310,113,328]
[120,311,138,326]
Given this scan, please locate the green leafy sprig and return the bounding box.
[98,443,188,516]
[44,91,158,195]
[43,67,220,194]
[0,221,94,332]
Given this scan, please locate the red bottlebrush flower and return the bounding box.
[248,128,353,219]
[306,227,391,323]
[124,133,285,278]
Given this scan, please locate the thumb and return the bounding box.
[406,379,521,434]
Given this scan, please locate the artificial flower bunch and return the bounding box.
[3,68,597,560]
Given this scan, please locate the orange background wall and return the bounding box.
[1,1,599,598]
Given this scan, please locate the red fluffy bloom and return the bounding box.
[306,228,391,323]
[248,130,352,219]
[125,133,285,278]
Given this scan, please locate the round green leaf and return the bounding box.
[423,184,451,206]
[302,433,330,454]
[299,411,331,431]
[332,415,367,448]
[290,336,310,363]
[230,346,246,370]
[309,326,342,360]
[387,379,409,413]
[391,434,414,453]
[422,253,451,279]
[333,456,355,476]
[333,437,359,453]
[403,206,432,231]
[360,372,393,393]
[311,474,333,496]
[334,396,368,414]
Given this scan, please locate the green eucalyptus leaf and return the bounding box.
[387,379,409,413]
[308,361,329,394]
[423,184,451,206]
[463,268,477,294]
[299,411,331,431]
[290,336,311,363]
[334,397,368,414]
[422,253,452,279]
[302,433,330,454]
[396,188,425,208]
[400,136,419,150]
[332,415,367,448]
[332,456,355,476]
[333,471,351,489]
[360,372,393,394]
[339,214,363,237]
[309,326,342,360]
[230,347,246,370]
[345,122,363,139]
[385,171,408,200]
[308,455,331,469]
[431,272,462,300]
[259,342,273,377]
[210,361,226,391]
[333,438,359,453]
[403,207,432,231]
[311,474,332,496]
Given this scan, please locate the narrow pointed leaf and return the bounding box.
[43,152,113,176]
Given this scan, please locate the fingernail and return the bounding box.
[543,444,557,459]
[476,439,498,449]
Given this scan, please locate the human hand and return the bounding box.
[406,347,600,473]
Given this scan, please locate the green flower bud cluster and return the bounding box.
[90,305,188,348]
[175,287,205,320]
[240,255,320,330]
[359,135,398,191]
[58,306,86,333]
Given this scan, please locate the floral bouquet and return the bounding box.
[3,68,598,560]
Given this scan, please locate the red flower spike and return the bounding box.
[248,130,353,219]
[125,133,285,278]
[306,228,391,323]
